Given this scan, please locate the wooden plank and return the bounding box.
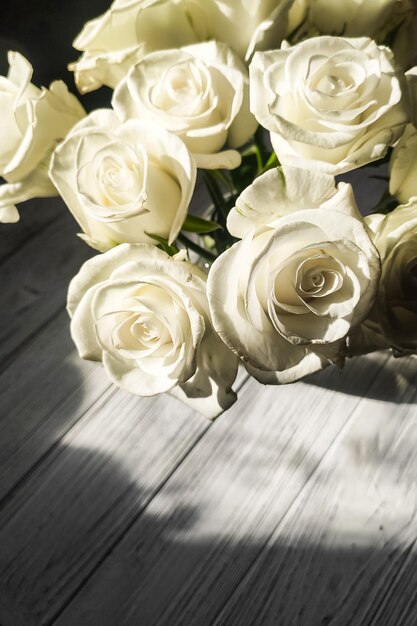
[0,197,63,265]
[0,208,93,367]
[52,352,392,626]
[0,388,210,626]
[214,354,417,626]
[0,359,247,626]
[369,549,417,626]
[0,309,112,503]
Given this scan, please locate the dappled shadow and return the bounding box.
[0,312,113,504]
[305,350,417,404]
[0,439,416,626]
[0,444,200,625]
[0,194,102,504]
[0,196,95,375]
[0,92,414,626]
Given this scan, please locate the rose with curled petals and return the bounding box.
[208,170,380,383]
[0,51,85,223]
[113,41,257,170]
[359,200,417,356]
[69,0,204,93]
[250,36,411,175]
[50,109,196,251]
[227,164,358,239]
[67,244,238,418]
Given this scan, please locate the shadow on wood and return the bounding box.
[305,351,417,404]
[0,434,414,626]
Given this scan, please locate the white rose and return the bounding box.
[304,0,412,41]
[227,165,359,238]
[364,200,417,355]
[70,0,203,93]
[67,243,238,418]
[250,37,410,175]
[113,41,257,170]
[193,0,295,61]
[0,51,85,223]
[389,124,417,203]
[208,172,380,383]
[49,109,196,251]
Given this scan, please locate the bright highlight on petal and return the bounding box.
[68,244,238,419]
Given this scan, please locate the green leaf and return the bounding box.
[260,151,279,173]
[182,214,223,234]
[145,232,180,256]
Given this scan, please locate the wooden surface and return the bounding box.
[0,195,416,626]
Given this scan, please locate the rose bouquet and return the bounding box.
[3,0,417,418]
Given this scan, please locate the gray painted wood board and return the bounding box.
[54,353,396,626]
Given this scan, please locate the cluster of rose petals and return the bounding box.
[362,201,417,355]
[50,109,196,252]
[68,243,238,418]
[69,0,202,93]
[113,41,257,170]
[208,166,381,383]
[195,0,295,61]
[8,0,417,418]
[0,52,85,223]
[250,37,410,174]
[69,0,297,93]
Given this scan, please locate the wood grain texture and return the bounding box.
[213,354,417,626]
[0,207,93,367]
[0,197,62,265]
[0,384,210,626]
[53,353,394,626]
[0,336,247,626]
[1,184,417,626]
[0,310,112,503]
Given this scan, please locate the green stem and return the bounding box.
[204,171,229,219]
[253,144,263,174]
[211,169,235,195]
[258,151,279,176]
[241,143,263,173]
[177,233,217,262]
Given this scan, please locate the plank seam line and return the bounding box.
[207,354,391,626]
[48,373,251,626]
[0,383,116,520]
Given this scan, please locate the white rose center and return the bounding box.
[77,138,149,222]
[95,282,192,377]
[316,73,347,95]
[111,309,171,354]
[296,257,343,300]
[97,154,143,202]
[303,52,369,114]
[150,60,210,116]
[271,251,345,316]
